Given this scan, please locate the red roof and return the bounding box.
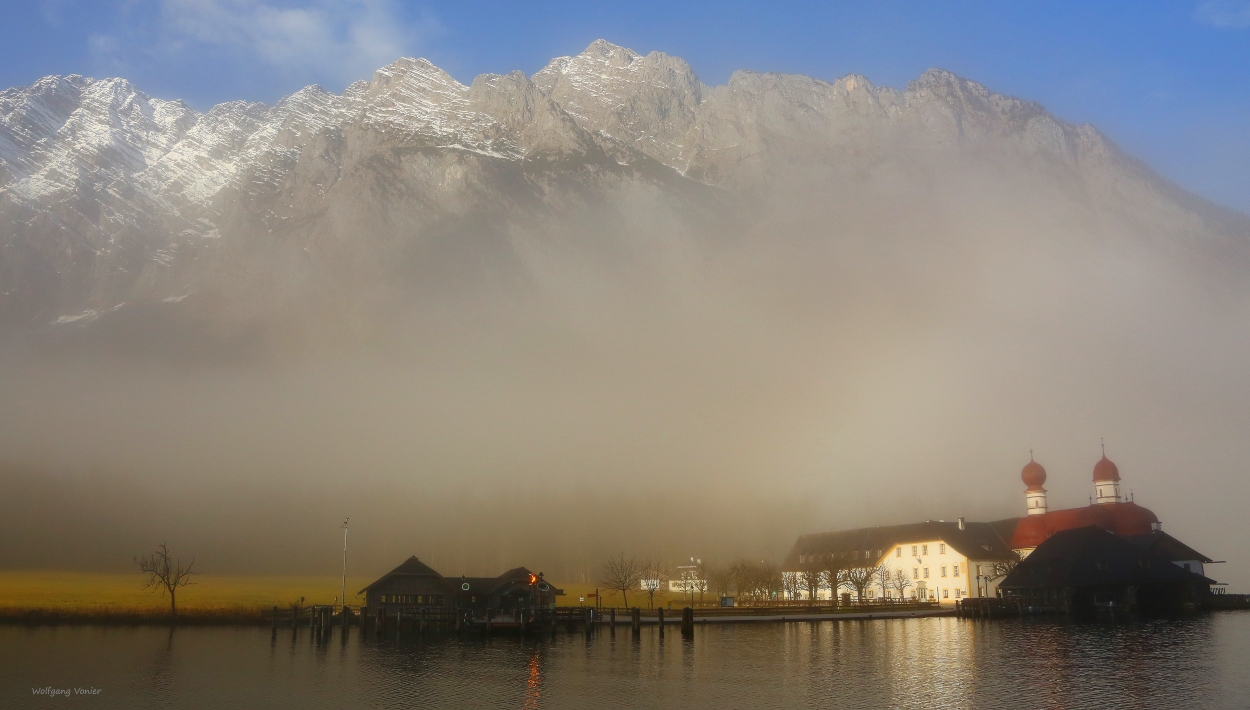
[1093,455,1120,482]
[1009,502,1158,550]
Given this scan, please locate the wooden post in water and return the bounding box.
[485,608,493,635]
[610,607,616,631]
[681,607,694,640]
[272,606,279,630]
[631,607,640,635]
[419,607,427,636]
[657,607,665,638]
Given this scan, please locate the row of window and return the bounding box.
[882,588,965,600]
[797,549,885,564]
[799,541,957,566]
[909,564,960,580]
[895,543,947,558]
[380,594,445,605]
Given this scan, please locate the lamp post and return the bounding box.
[340,518,349,615]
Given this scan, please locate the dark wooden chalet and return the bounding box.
[359,557,563,614]
[999,526,1214,615]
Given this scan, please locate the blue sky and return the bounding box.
[3,0,1248,212]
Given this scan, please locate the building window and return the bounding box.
[913,568,919,579]
[897,548,902,558]
[912,545,918,557]
[941,566,947,577]
[924,568,930,579]
[953,564,960,577]
[943,589,949,599]
[939,543,946,554]
[876,549,882,559]
[922,544,928,556]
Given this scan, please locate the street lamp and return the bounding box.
[340,518,349,615]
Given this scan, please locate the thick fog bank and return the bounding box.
[2,160,1249,588]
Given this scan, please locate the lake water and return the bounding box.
[4,612,1249,709]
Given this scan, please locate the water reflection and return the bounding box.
[2,613,1247,709]
[523,646,542,710]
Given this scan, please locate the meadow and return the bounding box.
[0,572,688,623]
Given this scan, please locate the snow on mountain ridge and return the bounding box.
[1,39,1114,222]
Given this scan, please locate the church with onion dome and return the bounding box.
[781,444,1217,606]
[995,445,1175,562]
[993,447,1218,614]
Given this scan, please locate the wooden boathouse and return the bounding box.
[359,556,564,620]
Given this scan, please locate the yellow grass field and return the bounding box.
[0,572,693,614]
[0,572,710,615]
[0,571,375,613]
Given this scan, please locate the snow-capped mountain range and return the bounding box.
[1,39,1245,334]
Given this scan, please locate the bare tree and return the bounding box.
[891,569,913,600]
[843,566,876,603]
[875,565,892,599]
[599,553,642,609]
[704,563,733,600]
[782,571,802,600]
[639,559,669,609]
[821,557,847,604]
[760,561,783,602]
[800,564,824,602]
[692,560,710,604]
[983,557,1019,596]
[136,543,196,619]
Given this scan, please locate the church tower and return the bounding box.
[1093,442,1122,504]
[1021,453,1047,516]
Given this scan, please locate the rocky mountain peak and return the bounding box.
[2,41,1239,331]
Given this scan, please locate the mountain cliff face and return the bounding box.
[1,39,1246,339]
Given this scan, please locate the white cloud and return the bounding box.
[156,0,433,84]
[1194,0,1250,28]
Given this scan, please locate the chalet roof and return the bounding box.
[358,556,448,594]
[782,520,1016,570]
[361,559,565,596]
[1122,531,1213,564]
[999,526,1216,590]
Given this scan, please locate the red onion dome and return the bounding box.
[1093,455,1120,482]
[1021,457,1047,491]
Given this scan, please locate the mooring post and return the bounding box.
[485,608,493,635]
[658,607,665,638]
[419,607,428,635]
[681,607,694,639]
[610,607,616,631]
[272,606,279,630]
[631,607,640,635]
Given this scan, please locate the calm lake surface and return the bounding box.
[4,612,1249,709]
